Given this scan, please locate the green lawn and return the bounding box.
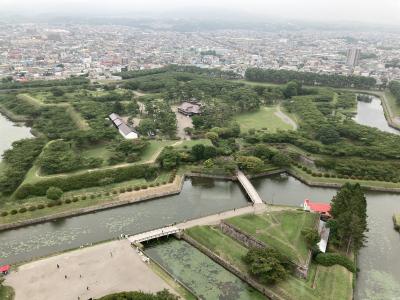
[186,226,249,271]
[187,223,353,300]
[233,106,294,133]
[226,210,319,265]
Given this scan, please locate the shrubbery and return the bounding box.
[46,187,63,200]
[15,164,157,199]
[314,253,356,273]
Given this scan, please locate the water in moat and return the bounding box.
[0,178,249,265]
[353,96,400,135]
[0,112,33,160]
[145,239,265,300]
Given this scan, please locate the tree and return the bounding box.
[283,81,301,98]
[301,228,320,251]
[205,131,219,143]
[328,183,368,254]
[236,156,264,173]
[316,125,340,145]
[271,153,291,168]
[191,144,205,161]
[46,187,63,200]
[243,248,290,284]
[51,87,65,97]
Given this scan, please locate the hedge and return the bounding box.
[315,253,356,273]
[15,163,158,199]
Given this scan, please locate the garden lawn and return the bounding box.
[226,210,319,265]
[233,106,293,133]
[81,144,113,166]
[186,226,249,271]
[187,223,353,300]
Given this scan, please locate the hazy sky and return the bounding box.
[2,0,400,25]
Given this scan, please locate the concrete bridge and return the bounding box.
[236,171,263,204]
[127,225,180,244]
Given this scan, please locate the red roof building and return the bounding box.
[303,199,331,217]
[0,264,10,274]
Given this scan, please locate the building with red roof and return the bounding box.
[303,199,331,217]
[0,264,10,275]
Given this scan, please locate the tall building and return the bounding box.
[346,48,361,67]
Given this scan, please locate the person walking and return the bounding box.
[57,264,59,269]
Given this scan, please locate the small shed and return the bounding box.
[303,199,331,217]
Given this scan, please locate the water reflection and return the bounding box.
[353,96,400,135]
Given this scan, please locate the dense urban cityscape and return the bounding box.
[2,22,400,84]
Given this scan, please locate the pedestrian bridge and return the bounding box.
[237,171,263,204]
[127,226,180,244]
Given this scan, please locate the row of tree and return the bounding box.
[389,80,400,104]
[245,68,376,89]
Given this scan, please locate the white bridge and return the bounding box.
[127,225,180,244]
[237,171,263,204]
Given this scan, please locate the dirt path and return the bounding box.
[172,105,193,140]
[275,105,297,130]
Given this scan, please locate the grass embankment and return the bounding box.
[0,172,173,225]
[0,285,14,300]
[393,213,400,232]
[17,93,90,130]
[384,91,400,119]
[290,165,400,190]
[226,210,318,265]
[22,140,174,184]
[233,106,294,133]
[186,219,353,300]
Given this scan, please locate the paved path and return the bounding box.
[237,171,264,204]
[5,240,174,300]
[275,105,298,130]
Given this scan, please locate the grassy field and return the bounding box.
[233,106,294,133]
[0,285,14,300]
[291,165,400,189]
[186,226,249,271]
[226,210,319,265]
[187,223,353,300]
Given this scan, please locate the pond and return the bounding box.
[145,239,265,300]
[0,112,33,160]
[353,96,400,135]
